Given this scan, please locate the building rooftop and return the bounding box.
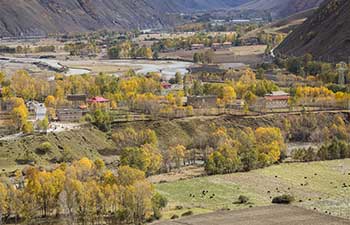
[267,91,290,96]
[87,96,110,103]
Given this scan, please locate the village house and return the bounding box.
[243,37,260,46]
[56,108,85,122]
[0,99,14,112]
[187,95,217,109]
[87,96,111,110]
[226,99,245,110]
[211,43,222,50]
[264,91,290,109]
[67,94,87,108]
[27,101,47,121]
[191,44,205,50]
[55,94,89,122]
[223,42,233,48]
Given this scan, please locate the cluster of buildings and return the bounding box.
[185,91,290,111]
[56,95,110,122]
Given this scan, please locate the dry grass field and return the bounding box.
[159,45,266,65]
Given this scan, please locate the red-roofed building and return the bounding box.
[87,96,110,103]
[161,82,172,89]
[264,91,290,109]
[87,96,110,110]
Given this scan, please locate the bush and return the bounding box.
[181,211,193,217]
[36,142,52,154]
[170,214,179,220]
[272,194,295,204]
[152,193,168,219]
[175,205,183,210]
[238,195,249,204]
[292,147,317,162]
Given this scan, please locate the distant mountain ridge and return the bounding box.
[0,0,324,37]
[0,0,168,37]
[147,0,248,12]
[276,0,350,62]
[238,0,324,18]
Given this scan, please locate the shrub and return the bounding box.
[170,214,179,220]
[181,211,193,217]
[272,194,295,204]
[238,195,249,204]
[292,147,317,162]
[175,205,183,210]
[36,142,52,154]
[152,193,168,219]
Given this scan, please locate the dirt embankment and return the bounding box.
[0,111,347,172]
[113,112,349,151]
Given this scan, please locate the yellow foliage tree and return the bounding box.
[44,95,56,108]
[169,145,186,169]
[255,127,285,165]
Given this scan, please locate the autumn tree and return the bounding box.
[120,144,162,175]
[10,97,30,132]
[0,182,8,225]
[255,127,285,166]
[44,95,56,108]
[169,145,186,169]
[10,70,45,100]
[205,142,241,175]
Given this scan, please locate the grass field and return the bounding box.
[0,127,115,173]
[155,159,350,220]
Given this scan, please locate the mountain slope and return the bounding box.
[238,0,324,18]
[147,0,248,12]
[0,0,168,37]
[276,0,350,62]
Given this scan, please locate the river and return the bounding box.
[0,57,193,79]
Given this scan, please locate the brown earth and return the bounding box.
[153,205,350,225]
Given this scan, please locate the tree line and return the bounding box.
[111,125,286,176]
[0,158,167,225]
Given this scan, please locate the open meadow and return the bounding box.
[155,159,350,220]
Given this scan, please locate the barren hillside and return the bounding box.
[238,0,324,18]
[276,0,350,62]
[0,0,168,36]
